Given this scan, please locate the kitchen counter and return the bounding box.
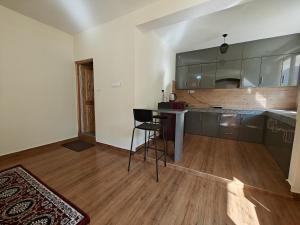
[266,110,297,127]
[187,107,297,127]
[188,107,264,115]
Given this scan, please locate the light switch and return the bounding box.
[111,82,121,88]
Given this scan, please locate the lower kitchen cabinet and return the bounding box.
[201,112,220,137]
[264,117,295,178]
[184,110,295,178]
[185,111,202,135]
[219,127,239,140]
[219,114,241,140]
[239,114,265,143]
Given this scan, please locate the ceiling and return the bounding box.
[154,0,300,52]
[0,0,159,34]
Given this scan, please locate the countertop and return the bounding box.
[187,107,297,127]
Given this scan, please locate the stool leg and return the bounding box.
[144,130,147,161]
[155,136,159,182]
[147,130,151,154]
[128,128,135,172]
[165,122,168,156]
[162,127,167,167]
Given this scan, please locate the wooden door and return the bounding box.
[79,63,95,135]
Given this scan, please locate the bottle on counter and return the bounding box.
[161,90,165,102]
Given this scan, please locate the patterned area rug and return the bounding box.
[0,166,90,225]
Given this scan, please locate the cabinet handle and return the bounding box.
[259,76,264,86]
[283,131,287,143]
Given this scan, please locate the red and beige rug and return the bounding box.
[0,165,90,225]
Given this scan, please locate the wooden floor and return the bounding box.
[1,142,300,225]
[141,135,291,196]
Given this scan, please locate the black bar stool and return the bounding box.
[128,109,167,182]
[151,114,168,155]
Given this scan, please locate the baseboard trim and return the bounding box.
[0,137,79,161]
[95,141,147,153]
[96,142,128,154]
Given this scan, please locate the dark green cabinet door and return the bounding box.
[219,114,240,140]
[185,111,202,135]
[264,118,282,169]
[187,65,202,89]
[239,114,265,143]
[276,121,294,178]
[176,47,217,66]
[176,66,189,89]
[202,113,220,137]
[264,117,295,178]
[260,56,283,87]
[243,34,300,58]
[241,58,261,88]
[216,60,242,80]
[200,63,216,88]
[281,54,300,87]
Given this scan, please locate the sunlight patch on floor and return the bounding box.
[227,178,260,225]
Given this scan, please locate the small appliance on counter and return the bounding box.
[160,89,177,102]
[169,93,177,102]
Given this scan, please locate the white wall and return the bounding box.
[288,87,300,193]
[133,30,175,147]
[74,9,175,150]
[75,16,136,149]
[134,31,175,108]
[0,6,77,156]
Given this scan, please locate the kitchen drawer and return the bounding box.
[219,127,239,140]
[220,114,241,127]
[240,114,265,129]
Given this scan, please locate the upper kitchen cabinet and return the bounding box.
[175,34,300,90]
[217,43,243,61]
[176,66,189,89]
[260,55,283,87]
[281,54,300,87]
[187,64,202,89]
[243,34,300,58]
[241,58,261,88]
[176,47,218,66]
[216,60,242,88]
[199,63,216,88]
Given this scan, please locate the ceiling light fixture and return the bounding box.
[220,34,229,54]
